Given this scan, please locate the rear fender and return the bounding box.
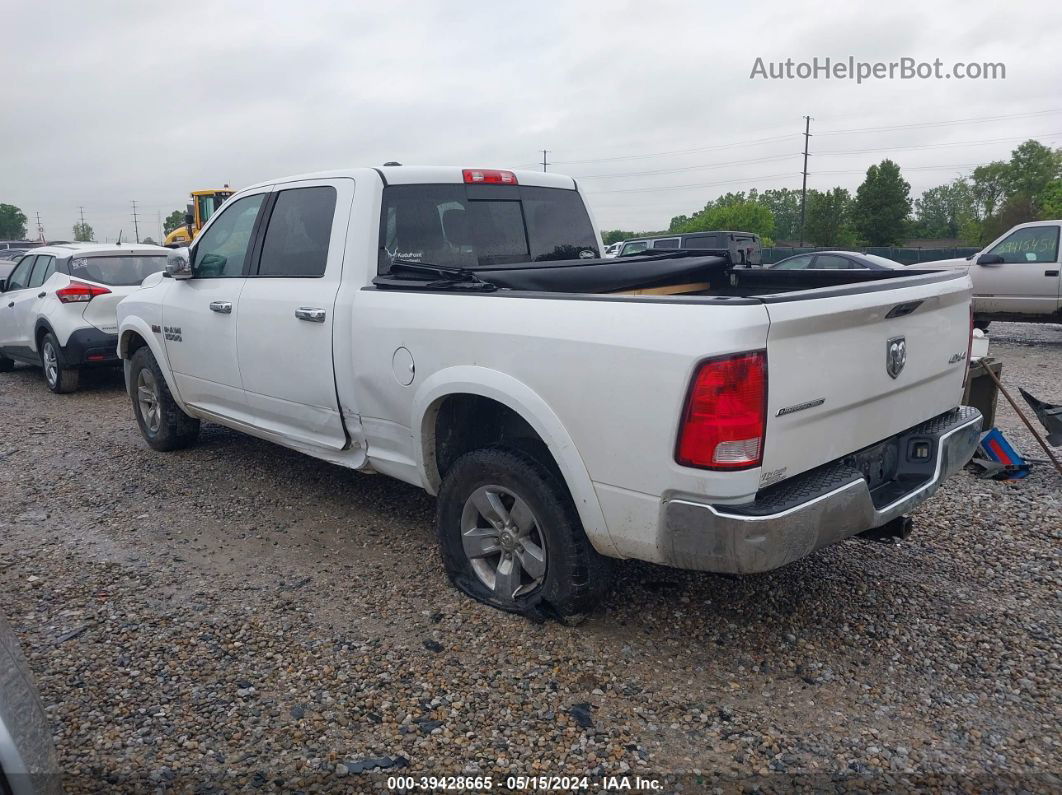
[412,366,620,558]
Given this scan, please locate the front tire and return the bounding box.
[129,346,200,451]
[40,333,79,393]
[0,354,13,373]
[436,448,612,622]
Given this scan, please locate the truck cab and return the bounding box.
[928,220,1062,325]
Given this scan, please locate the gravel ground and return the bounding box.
[1,323,1060,792]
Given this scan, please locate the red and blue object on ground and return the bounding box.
[977,427,1031,480]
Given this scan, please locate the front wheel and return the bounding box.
[129,346,200,451]
[40,333,79,393]
[436,448,612,622]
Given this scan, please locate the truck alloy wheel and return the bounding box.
[460,484,548,599]
[436,447,612,622]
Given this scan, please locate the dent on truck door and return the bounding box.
[236,180,350,450]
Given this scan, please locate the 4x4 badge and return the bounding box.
[886,336,906,379]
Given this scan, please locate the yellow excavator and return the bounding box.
[162,187,236,247]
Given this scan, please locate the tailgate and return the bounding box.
[759,272,972,485]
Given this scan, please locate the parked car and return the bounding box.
[0,243,169,392]
[769,251,904,270]
[925,220,1062,327]
[618,231,762,266]
[117,165,979,619]
[603,242,623,258]
[0,615,60,795]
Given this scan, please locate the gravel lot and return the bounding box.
[1,323,1059,792]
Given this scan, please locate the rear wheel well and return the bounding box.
[428,394,563,489]
[34,323,51,350]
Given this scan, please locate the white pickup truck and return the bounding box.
[928,219,1062,328]
[116,166,981,620]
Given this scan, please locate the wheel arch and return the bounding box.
[412,366,619,558]
[118,320,187,412]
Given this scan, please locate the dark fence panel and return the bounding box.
[761,246,980,265]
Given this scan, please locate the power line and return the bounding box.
[816,108,1062,136]
[586,172,801,194]
[551,133,797,165]
[815,131,1062,156]
[574,153,795,180]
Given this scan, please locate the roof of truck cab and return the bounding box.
[243,166,578,193]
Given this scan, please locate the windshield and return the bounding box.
[69,255,167,286]
[379,184,598,272]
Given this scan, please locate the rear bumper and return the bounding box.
[61,328,119,367]
[663,406,982,574]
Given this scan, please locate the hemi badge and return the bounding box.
[151,324,162,333]
[777,397,825,417]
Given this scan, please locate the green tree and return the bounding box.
[1006,140,1062,202]
[601,230,635,245]
[0,204,28,239]
[970,161,1009,219]
[853,159,912,246]
[72,221,94,242]
[675,200,775,244]
[163,210,186,234]
[912,179,975,239]
[805,188,856,246]
[1039,180,1062,220]
[758,188,802,241]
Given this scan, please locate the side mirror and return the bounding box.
[184,212,194,227]
[165,247,193,280]
[0,279,6,292]
[976,254,1004,266]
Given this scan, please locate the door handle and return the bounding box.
[295,307,327,323]
[1045,269,1059,277]
[6,302,11,308]
[209,300,233,314]
[38,292,46,298]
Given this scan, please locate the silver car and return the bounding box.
[0,615,60,795]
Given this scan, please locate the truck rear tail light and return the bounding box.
[56,281,111,303]
[462,169,518,185]
[676,350,767,470]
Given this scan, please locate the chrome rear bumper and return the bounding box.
[663,406,982,574]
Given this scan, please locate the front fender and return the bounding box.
[117,318,190,415]
[411,365,620,558]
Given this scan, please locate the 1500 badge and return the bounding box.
[948,351,967,364]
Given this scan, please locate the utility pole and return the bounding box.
[541,149,549,172]
[35,212,45,243]
[157,210,162,243]
[798,115,812,248]
[131,200,141,244]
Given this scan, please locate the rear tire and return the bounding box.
[974,320,991,331]
[129,346,200,451]
[436,447,613,622]
[40,333,79,393]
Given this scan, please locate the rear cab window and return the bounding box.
[69,255,167,285]
[378,184,598,273]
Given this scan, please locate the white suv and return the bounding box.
[0,244,169,393]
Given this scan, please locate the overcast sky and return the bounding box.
[3,0,1060,242]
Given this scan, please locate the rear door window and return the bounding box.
[256,187,337,277]
[811,254,855,270]
[28,255,53,287]
[682,235,720,249]
[652,238,680,249]
[773,254,814,270]
[379,184,597,272]
[69,256,167,285]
